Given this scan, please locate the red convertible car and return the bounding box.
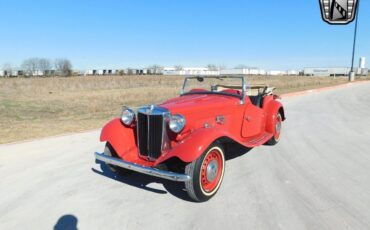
[94,76,285,202]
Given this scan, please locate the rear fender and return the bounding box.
[157,127,229,164]
[263,99,285,133]
[100,118,137,158]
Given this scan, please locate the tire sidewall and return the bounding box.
[191,144,225,201]
[104,142,130,174]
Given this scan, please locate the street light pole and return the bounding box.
[349,0,361,82]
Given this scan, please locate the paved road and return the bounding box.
[1,82,370,230]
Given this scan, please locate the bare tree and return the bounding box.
[22,58,39,76]
[235,64,249,69]
[147,64,163,74]
[218,64,227,70]
[174,65,183,71]
[55,59,72,77]
[206,64,218,71]
[38,58,51,75]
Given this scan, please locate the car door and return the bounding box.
[241,101,266,138]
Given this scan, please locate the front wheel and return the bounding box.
[104,143,131,175]
[185,143,225,202]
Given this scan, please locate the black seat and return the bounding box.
[249,95,263,108]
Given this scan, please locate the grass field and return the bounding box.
[0,75,368,143]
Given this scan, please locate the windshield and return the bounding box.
[181,76,246,99]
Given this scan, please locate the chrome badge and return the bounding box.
[319,0,359,25]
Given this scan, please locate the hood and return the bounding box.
[159,93,240,115]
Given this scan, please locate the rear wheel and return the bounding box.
[104,143,131,175]
[266,112,282,145]
[185,143,225,202]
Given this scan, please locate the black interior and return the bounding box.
[249,95,264,108]
[249,86,268,108]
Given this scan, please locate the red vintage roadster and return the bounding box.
[94,76,285,202]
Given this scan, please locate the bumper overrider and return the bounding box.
[94,152,191,182]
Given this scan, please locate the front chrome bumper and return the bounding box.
[94,152,191,182]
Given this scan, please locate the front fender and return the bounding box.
[157,127,229,164]
[100,118,137,159]
[100,119,236,166]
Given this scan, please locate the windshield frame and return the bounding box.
[180,75,247,104]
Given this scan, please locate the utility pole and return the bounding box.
[349,0,361,82]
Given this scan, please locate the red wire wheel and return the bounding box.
[200,148,224,193]
[274,113,282,141]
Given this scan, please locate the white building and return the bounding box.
[304,67,368,76]
[287,70,299,76]
[304,58,368,77]
[267,70,286,76]
[162,67,219,76]
[85,70,94,75]
[259,69,267,75]
[220,68,267,75]
[86,69,117,75]
[304,67,350,76]
[220,69,249,75]
[32,70,44,76]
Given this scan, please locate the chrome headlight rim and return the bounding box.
[169,114,186,133]
[121,106,135,125]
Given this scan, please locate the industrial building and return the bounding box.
[5,59,368,78]
[304,67,368,77]
[267,70,286,76]
[220,69,299,76]
[220,68,267,75]
[84,69,120,76]
[304,57,368,77]
[287,70,299,75]
[162,67,219,76]
[83,67,164,76]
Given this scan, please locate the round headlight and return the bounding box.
[121,107,135,125]
[169,114,186,133]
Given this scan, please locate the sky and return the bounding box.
[0,0,369,70]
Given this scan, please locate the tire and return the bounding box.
[185,143,225,202]
[266,112,282,145]
[104,143,131,175]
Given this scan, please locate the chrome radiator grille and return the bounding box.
[137,106,169,160]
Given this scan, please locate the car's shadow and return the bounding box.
[92,144,252,202]
[92,161,193,201]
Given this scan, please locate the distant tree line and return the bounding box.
[1,61,237,78]
[1,58,73,77]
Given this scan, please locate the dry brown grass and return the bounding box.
[0,75,368,143]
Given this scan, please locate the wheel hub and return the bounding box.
[206,159,218,182]
[275,122,281,132]
[274,114,282,140]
